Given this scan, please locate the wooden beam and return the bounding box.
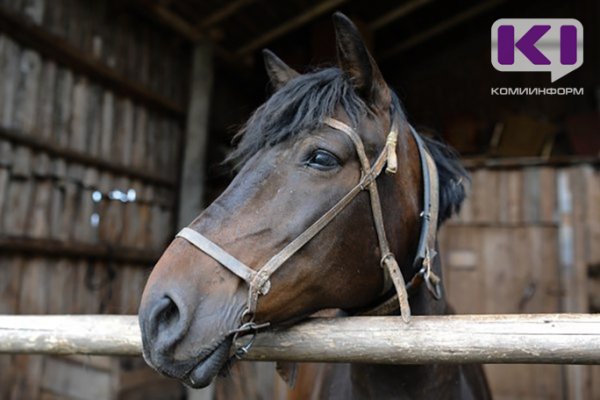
[1,314,599,365]
[177,44,213,228]
[380,0,507,60]
[368,0,433,31]
[235,0,348,56]
[129,1,237,64]
[461,156,600,170]
[145,1,203,41]
[198,0,256,29]
[0,5,186,119]
[0,237,161,265]
[0,127,175,188]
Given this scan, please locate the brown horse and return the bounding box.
[139,13,491,399]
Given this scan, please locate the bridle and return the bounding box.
[175,114,441,352]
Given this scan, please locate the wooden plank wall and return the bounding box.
[0,0,189,398]
[438,164,600,400]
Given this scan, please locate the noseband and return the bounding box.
[175,116,440,342]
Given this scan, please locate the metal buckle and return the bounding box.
[233,332,257,359]
[228,312,270,360]
[259,280,271,295]
[421,248,442,300]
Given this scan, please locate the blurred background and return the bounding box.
[0,0,598,399]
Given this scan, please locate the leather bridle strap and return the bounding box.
[176,228,257,286]
[358,126,441,317]
[323,117,411,321]
[175,116,440,328]
[408,127,441,298]
[176,121,397,318]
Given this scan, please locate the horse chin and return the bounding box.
[185,338,233,388]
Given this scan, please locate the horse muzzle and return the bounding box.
[138,253,248,388]
[139,292,238,388]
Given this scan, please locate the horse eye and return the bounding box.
[307,150,340,170]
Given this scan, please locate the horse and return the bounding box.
[138,12,491,399]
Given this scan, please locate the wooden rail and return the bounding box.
[1,314,599,364]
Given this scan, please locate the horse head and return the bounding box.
[138,12,467,388]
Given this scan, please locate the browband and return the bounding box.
[175,116,440,329]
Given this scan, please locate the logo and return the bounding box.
[491,19,583,82]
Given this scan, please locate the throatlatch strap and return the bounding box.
[407,127,441,299]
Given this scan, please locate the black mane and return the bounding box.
[228,67,468,224]
[421,134,469,224]
[227,67,368,167]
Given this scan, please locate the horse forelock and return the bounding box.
[227,67,370,168]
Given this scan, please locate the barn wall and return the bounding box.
[0,0,189,398]
[439,163,600,400]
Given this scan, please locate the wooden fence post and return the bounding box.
[177,43,213,229]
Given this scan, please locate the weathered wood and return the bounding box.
[53,67,73,147]
[115,98,134,166]
[0,315,140,356]
[564,167,593,398]
[131,105,147,169]
[27,157,52,238]
[13,49,42,133]
[0,315,598,365]
[70,76,89,152]
[368,0,432,31]
[86,83,102,157]
[121,180,143,247]
[461,155,600,170]
[41,357,111,400]
[381,0,507,60]
[235,0,348,56]
[71,167,98,243]
[178,43,212,228]
[587,167,600,266]
[0,4,185,119]
[0,126,175,187]
[127,0,236,68]
[0,35,20,127]
[439,163,600,399]
[198,0,255,29]
[35,60,56,140]
[2,147,33,236]
[471,169,499,223]
[0,165,9,228]
[0,237,160,264]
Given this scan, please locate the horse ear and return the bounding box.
[262,49,299,90]
[332,12,390,109]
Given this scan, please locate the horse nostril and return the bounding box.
[145,294,185,345]
[158,295,180,331]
